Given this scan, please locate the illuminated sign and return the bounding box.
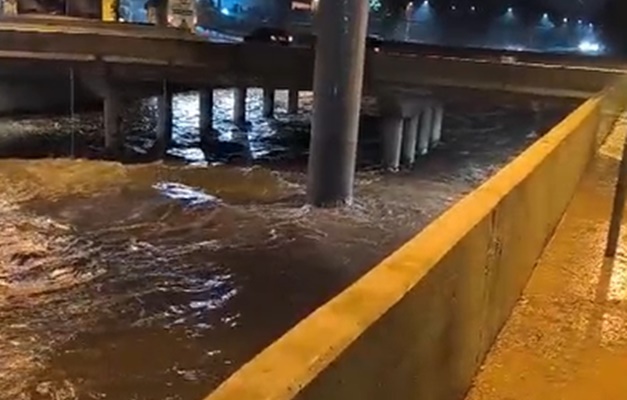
[2,0,18,15]
[292,0,317,11]
[168,0,197,30]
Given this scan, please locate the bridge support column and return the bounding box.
[417,105,433,156]
[104,88,124,157]
[233,87,246,125]
[262,88,275,118]
[431,103,443,148]
[287,89,299,114]
[401,115,419,167]
[306,0,369,206]
[199,87,214,139]
[156,82,173,153]
[381,117,403,172]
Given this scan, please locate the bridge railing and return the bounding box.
[202,77,627,400]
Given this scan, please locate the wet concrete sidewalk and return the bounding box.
[467,117,627,400]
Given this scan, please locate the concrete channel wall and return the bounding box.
[205,89,623,400]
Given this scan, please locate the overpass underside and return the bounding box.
[0,45,613,119]
[0,26,617,108]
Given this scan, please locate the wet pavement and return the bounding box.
[0,89,576,400]
[467,113,627,400]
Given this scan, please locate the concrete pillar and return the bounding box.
[401,116,419,167]
[431,104,444,148]
[287,89,299,114]
[199,87,214,139]
[156,82,173,152]
[233,87,246,125]
[306,0,369,207]
[104,88,124,156]
[262,88,275,118]
[417,105,434,156]
[381,117,403,172]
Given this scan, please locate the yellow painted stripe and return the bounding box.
[205,95,602,400]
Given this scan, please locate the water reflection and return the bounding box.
[0,88,576,399]
[153,182,221,207]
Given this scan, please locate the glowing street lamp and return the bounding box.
[540,12,553,28]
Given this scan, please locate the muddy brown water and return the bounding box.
[0,89,577,399]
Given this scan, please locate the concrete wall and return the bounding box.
[205,91,622,400]
[370,54,617,98]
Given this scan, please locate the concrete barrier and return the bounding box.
[371,54,618,98]
[205,92,619,400]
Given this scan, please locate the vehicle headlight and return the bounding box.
[288,36,293,42]
[271,35,276,41]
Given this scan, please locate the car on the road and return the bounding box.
[243,27,293,45]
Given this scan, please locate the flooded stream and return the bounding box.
[0,89,577,399]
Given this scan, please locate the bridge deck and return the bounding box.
[467,117,627,400]
[0,20,618,99]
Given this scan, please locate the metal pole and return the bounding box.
[69,67,76,158]
[605,128,627,257]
